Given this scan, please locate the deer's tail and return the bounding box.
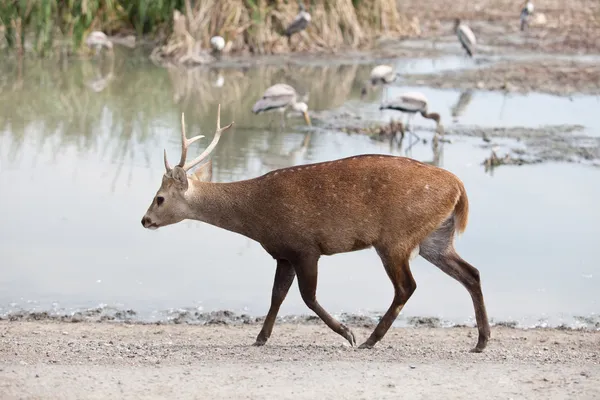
[454,183,470,235]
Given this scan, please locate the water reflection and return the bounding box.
[85,56,115,93]
[257,132,312,171]
[450,90,473,122]
[0,56,371,185]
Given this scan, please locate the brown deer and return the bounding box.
[141,105,491,352]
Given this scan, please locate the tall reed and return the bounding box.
[0,0,417,57]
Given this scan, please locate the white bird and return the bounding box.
[85,31,113,54]
[380,92,443,141]
[285,3,311,43]
[252,83,311,127]
[361,65,400,98]
[210,36,225,52]
[520,1,534,31]
[454,19,476,57]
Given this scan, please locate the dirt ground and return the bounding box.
[401,59,600,96]
[1,322,599,399]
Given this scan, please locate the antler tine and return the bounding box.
[163,149,172,172]
[177,112,205,168]
[182,104,234,172]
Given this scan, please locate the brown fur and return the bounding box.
[141,107,490,352]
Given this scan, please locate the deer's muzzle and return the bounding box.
[141,216,158,230]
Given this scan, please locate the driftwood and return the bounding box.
[482,149,537,173]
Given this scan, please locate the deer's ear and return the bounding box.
[171,166,189,189]
[192,160,212,183]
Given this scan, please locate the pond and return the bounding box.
[1,52,598,328]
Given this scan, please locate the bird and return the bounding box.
[361,65,400,99]
[520,1,534,31]
[284,3,311,44]
[454,19,476,57]
[210,36,225,52]
[380,92,443,142]
[252,83,311,128]
[85,31,113,55]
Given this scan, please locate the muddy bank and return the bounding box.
[452,124,600,167]
[399,0,600,54]
[401,59,600,96]
[0,322,599,399]
[316,104,600,167]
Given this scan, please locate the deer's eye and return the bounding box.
[156,196,164,206]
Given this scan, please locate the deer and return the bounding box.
[141,104,491,352]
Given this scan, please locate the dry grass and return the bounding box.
[153,0,420,64]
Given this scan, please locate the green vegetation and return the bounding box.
[0,0,183,56]
[0,0,417,58]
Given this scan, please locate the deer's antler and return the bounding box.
[163,104,234,173]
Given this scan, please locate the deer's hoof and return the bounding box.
[253,338,267,347]
[358,340,375,349]
[470,336,489,353]
[340,324,356,347]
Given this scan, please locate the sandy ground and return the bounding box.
[1,322,599,399]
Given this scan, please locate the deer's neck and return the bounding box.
[184,180,259,241]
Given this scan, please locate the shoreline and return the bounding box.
[1,322,599,399]
[2,307,599,331]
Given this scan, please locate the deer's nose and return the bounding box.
[141,216,150,227]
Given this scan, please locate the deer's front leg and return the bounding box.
[253,259,296,346]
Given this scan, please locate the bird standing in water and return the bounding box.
[252,84,312,128]
[361,65,400,100]
[85,31,113,56]
[380,92,443,143]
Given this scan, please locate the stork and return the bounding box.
[361,65,400,99]
[210,36,225,52]
[284,3,311,44]
[252,83,311,128]
[454,19,476,57]
[85,31,113,56]
[520,1,534,31]
[380,91,443,143]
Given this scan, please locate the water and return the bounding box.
[1,54,599,328]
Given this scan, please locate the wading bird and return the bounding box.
[210,36,225,52]
[454,19,476,57]
[285,3,311,44]
[85,31,113,55]
[252,83,311,128]
[141,104,491,353]
[361,65,400,99]
[520,1,534,31]
[380,92,443,142]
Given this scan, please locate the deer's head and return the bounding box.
[141,105,233,230]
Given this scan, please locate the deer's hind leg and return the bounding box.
[419,217,491,352]
[359,247,417,349]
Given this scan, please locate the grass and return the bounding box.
[0,0,418,58]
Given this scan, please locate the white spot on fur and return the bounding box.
[425,184,430,190]
[409,245,420,260]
